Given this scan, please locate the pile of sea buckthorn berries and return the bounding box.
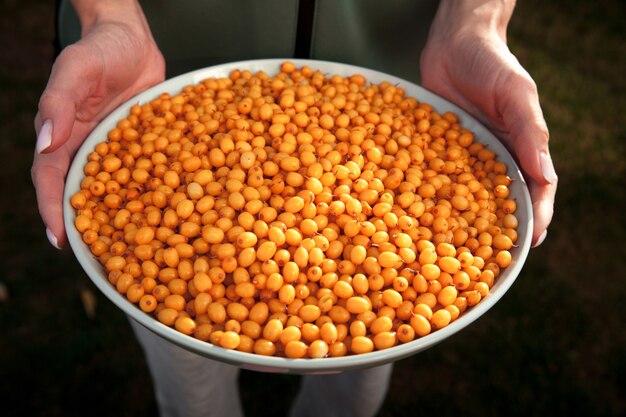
[71,61,519,358]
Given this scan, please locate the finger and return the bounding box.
[32,117,101,249]
[32,148,72,248]
[529,179,557,247]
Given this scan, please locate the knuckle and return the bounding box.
[57,43,86,61]
[30,163,39,184]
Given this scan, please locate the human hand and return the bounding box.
[32,0,165,248]
[420,0,557,247]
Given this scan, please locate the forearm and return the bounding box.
[432,0,516,41]
[70,0,147,35]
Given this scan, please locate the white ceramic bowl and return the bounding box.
[64,59,533,374]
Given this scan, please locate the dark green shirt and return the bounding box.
[59,0,439,83]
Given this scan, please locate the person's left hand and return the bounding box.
[420,0,557,247]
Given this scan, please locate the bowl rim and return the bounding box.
[63,58,533,374]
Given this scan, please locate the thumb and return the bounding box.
[34,94,76,155]
[33,44,103,248]
[35,43,101,154]
[499,72,558,245]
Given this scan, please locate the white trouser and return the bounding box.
[130,319,393,417]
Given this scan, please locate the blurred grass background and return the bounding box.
[0,0,625,416]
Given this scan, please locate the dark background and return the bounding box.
[1,0,625,416]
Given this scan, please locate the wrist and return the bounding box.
[71,0,145,35]
[431,0,516,42]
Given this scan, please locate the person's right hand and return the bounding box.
[420,0,557,247]
[32,1,165,249]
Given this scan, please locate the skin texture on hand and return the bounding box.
[32,1,165,248]
[421,0,557,247]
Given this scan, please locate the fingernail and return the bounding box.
[540,151,557,184]
[36,120,53,154]
[46,227,61,250]
[532,229,547,248]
